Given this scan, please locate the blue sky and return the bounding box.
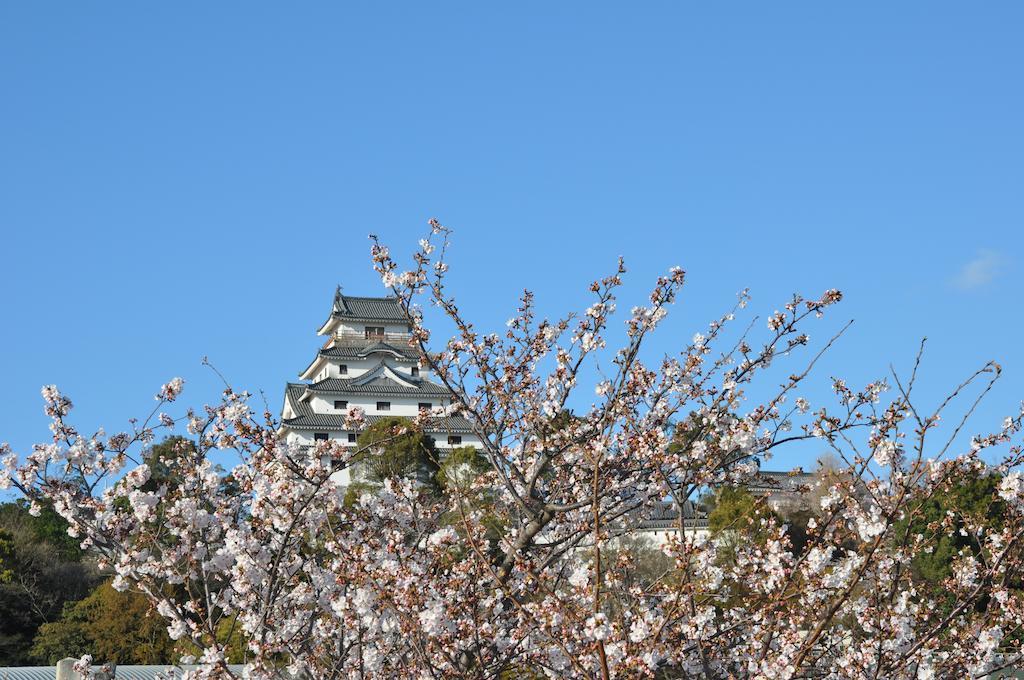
[1,3,1020,474]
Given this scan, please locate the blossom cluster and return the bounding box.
[1,226,1023,679]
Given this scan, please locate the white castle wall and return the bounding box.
[285,429,481,451]
[313,357,418,382]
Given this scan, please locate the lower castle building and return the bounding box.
[279,288,482,485]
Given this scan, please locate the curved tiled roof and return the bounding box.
[284,413,477,433]
[320,341,418,360]
[634,501,709,530]
[298,342,420,380]
[317,290,410,332]
[747,470,815,493]
[333,292,408,322]
[285,382,308,405]
[308,376,450,396]
[282,383,471,432]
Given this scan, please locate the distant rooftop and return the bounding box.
[630,500,708,531]
[747,470,816,494]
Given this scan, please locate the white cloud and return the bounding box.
[952,249,1004,290]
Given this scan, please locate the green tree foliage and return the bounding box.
[437,445,489,493]
[110,437,197,516]
[435,446,505,553]
[31,579,177,664]
[708,485,776,535]
[141,435,197,492]
[355,416,440,485]
[0,499,83,561]
[0,500,100,664]
[894,469,1009,585]
[707,486,780,564]
[209,616,249,664]
[0,529,13,583]
[342,481,379,509]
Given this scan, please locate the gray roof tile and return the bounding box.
[283,412,476,433]
[333,292,407,322]
[283,382,466,432]
[320,341,418,360]
[635,501,708,530]
[308,376,450,396]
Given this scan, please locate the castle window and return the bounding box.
[447,435,462,446]
[348,433,357,443]
[411,366,420,376]
[334,400,348,410]
[377,401,391,411]
[314,432,329,442]
[418,402,432,411]
[365,326,385,339]
[338,364,348,376]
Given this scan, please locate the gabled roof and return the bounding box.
[285,382,308,404]
[298,341,419,380]
[282,382,310,419]
[321,341,418,360]
[281,385,473,433]
[283,413,477,433]
[747,470,815,494]
[333,293,407,321]
[627,501,708,531]
[308,376,451,396]
[318,287,408,332]
[351,359,419,385]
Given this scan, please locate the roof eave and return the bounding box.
[282,420,475,434]
[361,345,415,360]
[308,386,439,397]
[316,316,338,336]
[336,315,410,325]
[299,355,324,380]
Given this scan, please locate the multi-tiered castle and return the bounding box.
[279,288,481,485]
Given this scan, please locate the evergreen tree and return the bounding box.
[355,416,440,485]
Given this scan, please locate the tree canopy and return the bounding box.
[895,465,1012,585]
[355,416,440,484]
[0,500,100,664]
[30,579,176,664]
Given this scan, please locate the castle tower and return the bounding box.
[279,288,481,485]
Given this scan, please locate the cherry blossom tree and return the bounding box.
[2,221,1023,679]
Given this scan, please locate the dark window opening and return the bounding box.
[314,432,329,442]
[365,326,385,339]
[338,364,348,375]
[418,402,432,411]
[334,400,348,410]
[411,366,420,377]
[447,435,462,446]
[348,433,357,443]
[377,401,391,411]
